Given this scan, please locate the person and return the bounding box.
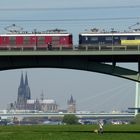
[98,120,104,134]
[48,42,52,50]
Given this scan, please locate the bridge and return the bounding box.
[0,50,140,82]
[0,112,135,119]
[0,49,140,115]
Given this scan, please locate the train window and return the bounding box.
[38,36,45,45]
[24,36,30,40]
[23,36,30,45]
[10,36,16,40]
[52,36,59,41]
[62,37,66,41]
[114,36,119,40]
[120,36,127,40]
[10,36,16,45]
[135,36,140,40]
[52,37,60,46]
[85,36,88,41]
[38,36,44,40]
[90,37,98,41]
[2,37,7,42]
[105,36,112,41]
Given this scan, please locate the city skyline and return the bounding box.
[0,0,138,112]
[2,69,135,112]
[9,72,76,112]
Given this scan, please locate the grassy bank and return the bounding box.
[0,124,140,140]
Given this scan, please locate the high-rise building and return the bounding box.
[16,72,31,110]
[67,95,76,113]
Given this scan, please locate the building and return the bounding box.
[26,98,58,112]
[40,99,58,112]
[15,73,58,112]
[67,95,76,113]
[16,72,31,110]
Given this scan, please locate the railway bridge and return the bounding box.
[0,49,140,114]
[0,50,139,81]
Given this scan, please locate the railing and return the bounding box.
[0,44,140,51]
[78,44,140,51]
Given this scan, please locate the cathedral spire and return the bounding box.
[69,95,74,104]
[40,90,44,100]
[17,72,31,110]
[24,72,31,100]
[25,72,28,86]
[20,72,24,87]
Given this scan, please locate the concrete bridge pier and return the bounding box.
[135,82,140,115]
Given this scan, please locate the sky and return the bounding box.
[0,0,139,112]
[1,0,140,8]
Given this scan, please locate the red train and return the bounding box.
[0,26,73,50]
[2,24,140,51]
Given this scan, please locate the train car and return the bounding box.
[0,26,73,50]
[36,32,73,49]
[0,34,37,49]
[79,29,140,48]
[121,40,140,46]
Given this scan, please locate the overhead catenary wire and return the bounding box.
[91,85,134,111]
[79,83,134,111]
[0,17,140,22]
[78,82,132,104]
[0,5,140,11]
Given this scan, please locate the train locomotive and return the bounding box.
[1,24,140,50]
[79,28,140,49]
[0,25,73,50]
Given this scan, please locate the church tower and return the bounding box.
[16,72,31,110]
[67,95,76,113]
[25,72,31,100]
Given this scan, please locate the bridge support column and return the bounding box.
[135,82,140,115]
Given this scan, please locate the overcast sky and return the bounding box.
[0,0,139,112]
[1,0,140,8]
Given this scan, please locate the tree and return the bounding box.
[62,114,78,124]
[131,114,140,124]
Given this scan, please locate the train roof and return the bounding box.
[0,33,72,36]
[80,32,140,36]
[80,27,140,36]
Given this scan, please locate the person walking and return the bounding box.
[98,120,104,134]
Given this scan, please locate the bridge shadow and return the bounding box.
[104,131,140,134]
[62,130,140,134]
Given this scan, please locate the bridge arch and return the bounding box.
[0,51,138,115]
[0,53,139,82]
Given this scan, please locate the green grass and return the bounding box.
[0,124,140,140]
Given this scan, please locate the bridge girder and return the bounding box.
[0,54,139,82]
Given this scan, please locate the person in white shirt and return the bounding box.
[98,120,104,134]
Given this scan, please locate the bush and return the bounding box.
[131,114,140,124]
[62,114,78,125]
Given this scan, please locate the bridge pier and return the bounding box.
[135,82,140,115]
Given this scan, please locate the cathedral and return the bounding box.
[15,72,58,112]
[12,73,76,113]
[16,72,31,110]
